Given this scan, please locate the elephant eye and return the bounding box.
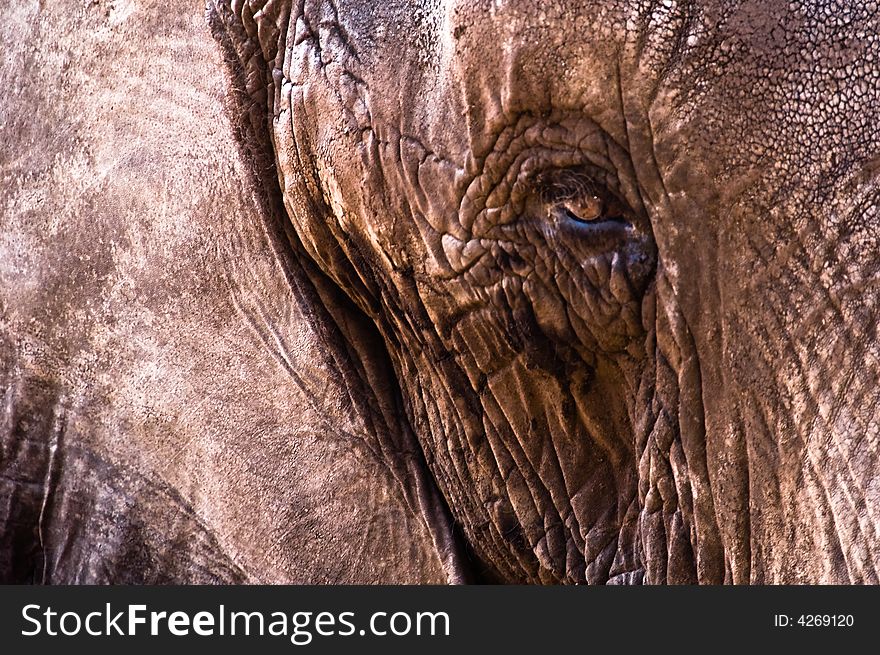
[554,191,626,226]
[533,167,629,231]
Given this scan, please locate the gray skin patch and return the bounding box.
[1,0,463,585]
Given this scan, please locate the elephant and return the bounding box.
[1,0,878,585]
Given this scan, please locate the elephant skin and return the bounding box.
[1,0,879,584]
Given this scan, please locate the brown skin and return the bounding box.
[0,0,462,584]
[2,0,879,583]
[214,0,880,584]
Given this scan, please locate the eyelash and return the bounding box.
[534,169,627,225]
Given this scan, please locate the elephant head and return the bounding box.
[2,0,877,585]
[209,0,880,584]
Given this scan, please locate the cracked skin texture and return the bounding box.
[2,0,880,584]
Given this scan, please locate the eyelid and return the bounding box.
[535,168,629,221]
[561,196,604,222]
[532,165,620,203]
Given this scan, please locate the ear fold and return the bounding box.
[208,1,474,584]
[208,1,291,191]
[208,1,289,99]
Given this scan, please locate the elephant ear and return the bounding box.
[207,1,473,582]
[0,1,467,583]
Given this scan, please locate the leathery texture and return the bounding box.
[209,0,880,583]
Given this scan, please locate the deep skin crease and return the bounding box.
[211,0,880,584]
[0,1,878,584]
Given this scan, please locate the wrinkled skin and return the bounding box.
[0,0,461,584]
[2,0,879,584]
